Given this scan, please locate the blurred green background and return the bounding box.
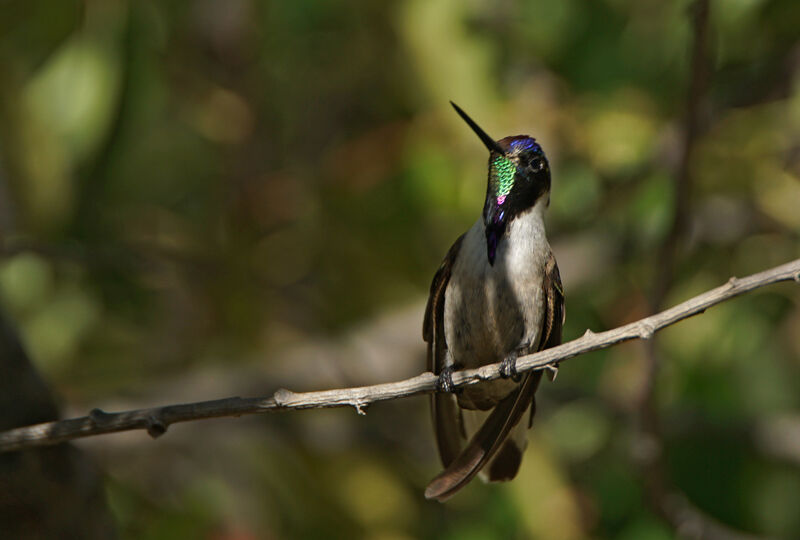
[1,0,799,538]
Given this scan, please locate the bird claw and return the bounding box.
[499,352,521,382]
[436,366,458,393]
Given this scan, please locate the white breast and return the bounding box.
[443,198,550,409]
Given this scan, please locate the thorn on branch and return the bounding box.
[583,328,595,338]
[89,408,113,426]
[352,401,368,416]
[545,363,559,381]
[146,415,167,438]
[727,276,739,288]
[638,322,655,340]
[273,388,295,407]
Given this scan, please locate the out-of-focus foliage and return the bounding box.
[0,0,798,538]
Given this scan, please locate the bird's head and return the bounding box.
[451,102,551,265]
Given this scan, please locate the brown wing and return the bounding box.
[425,251,565,501]
[424,234,465,468]
[526,251,565,427]
[539,252,565,351]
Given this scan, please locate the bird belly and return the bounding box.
[444,215,547,410]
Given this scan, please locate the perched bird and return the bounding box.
[423,103,565,501]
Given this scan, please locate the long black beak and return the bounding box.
[450,102,505,155]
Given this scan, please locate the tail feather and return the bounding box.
[486,437,524,481]
[431,392,464,467]
[424,371,542,501]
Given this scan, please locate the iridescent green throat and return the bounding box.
[491,155,516,204]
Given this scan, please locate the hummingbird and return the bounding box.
[423,102,565,501]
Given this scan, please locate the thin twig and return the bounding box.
[640,0,711,418]
[649,0,710,309]
[0,258,797,453]
[636,2,745,538]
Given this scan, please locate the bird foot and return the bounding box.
[436,366,459,393]
[499,352,522,382]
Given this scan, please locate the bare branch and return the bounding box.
[634,3,751,538]
[0,257,797,453]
